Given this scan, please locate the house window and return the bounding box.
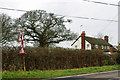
[107,46,110,49]
[75,45,77,48]
[87,44,89,48]
[102,45,104,49]
[95,45,98,48]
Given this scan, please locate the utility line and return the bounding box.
[99,13,118,32]
[56,14,118,22]
[0,7,27,12]
[0,7,118,22]
[83,0,119,7]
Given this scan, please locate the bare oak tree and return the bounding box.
[15,10,78,47]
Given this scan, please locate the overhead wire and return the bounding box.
[82,0,119,6]
[99,13,118,32]
[81,0,118,32]
[0,7,27,12]
[0,7,118,22]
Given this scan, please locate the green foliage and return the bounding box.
[2,47,117,71]
[103,60,109,65]
[116,53,120,64]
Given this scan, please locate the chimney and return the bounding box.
[104,35,108,42]
[81,31,86,50]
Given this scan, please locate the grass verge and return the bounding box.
[2,65,120,79]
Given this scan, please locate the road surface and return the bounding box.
[45,70,120,80]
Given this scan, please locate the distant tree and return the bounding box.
[15,10,78,47]
[96,33,104,39]
[96,32,113,43]
[117,42,120,51]
[0,14,12,46]
[0,14,17,47]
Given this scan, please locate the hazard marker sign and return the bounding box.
[19,44,25,55]
[18,30,24,42]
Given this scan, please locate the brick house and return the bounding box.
[71,31,116,54]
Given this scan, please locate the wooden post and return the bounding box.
[22,41,26,71]
[23,54,26,71]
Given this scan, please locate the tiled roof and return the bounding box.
[71,36,111,46]
[85,36,111,46]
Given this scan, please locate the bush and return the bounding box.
[2,47,117,71]
[116,53,120,64]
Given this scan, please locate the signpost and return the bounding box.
[18,29,26,71]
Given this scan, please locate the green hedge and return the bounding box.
[116,53,120,64]
[2,47,117,71]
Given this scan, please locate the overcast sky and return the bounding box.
[0,0,119,48]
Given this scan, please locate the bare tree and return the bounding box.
[0,14,17,48]
[96,33,104,39]
[96,32,113,43]
[15,10,78,47]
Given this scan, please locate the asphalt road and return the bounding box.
[45,70,120,80]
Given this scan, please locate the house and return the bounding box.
[71,31,116,54]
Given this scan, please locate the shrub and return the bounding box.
[2,47,117,71]
[116,53,120,64]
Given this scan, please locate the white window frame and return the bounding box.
[75,45,77,48]
[102,45,104,49]
[87,44,89,48]
[95,44,98,48]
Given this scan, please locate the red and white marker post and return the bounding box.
[18,29,26,71]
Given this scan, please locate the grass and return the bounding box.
[2,65,120,79]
